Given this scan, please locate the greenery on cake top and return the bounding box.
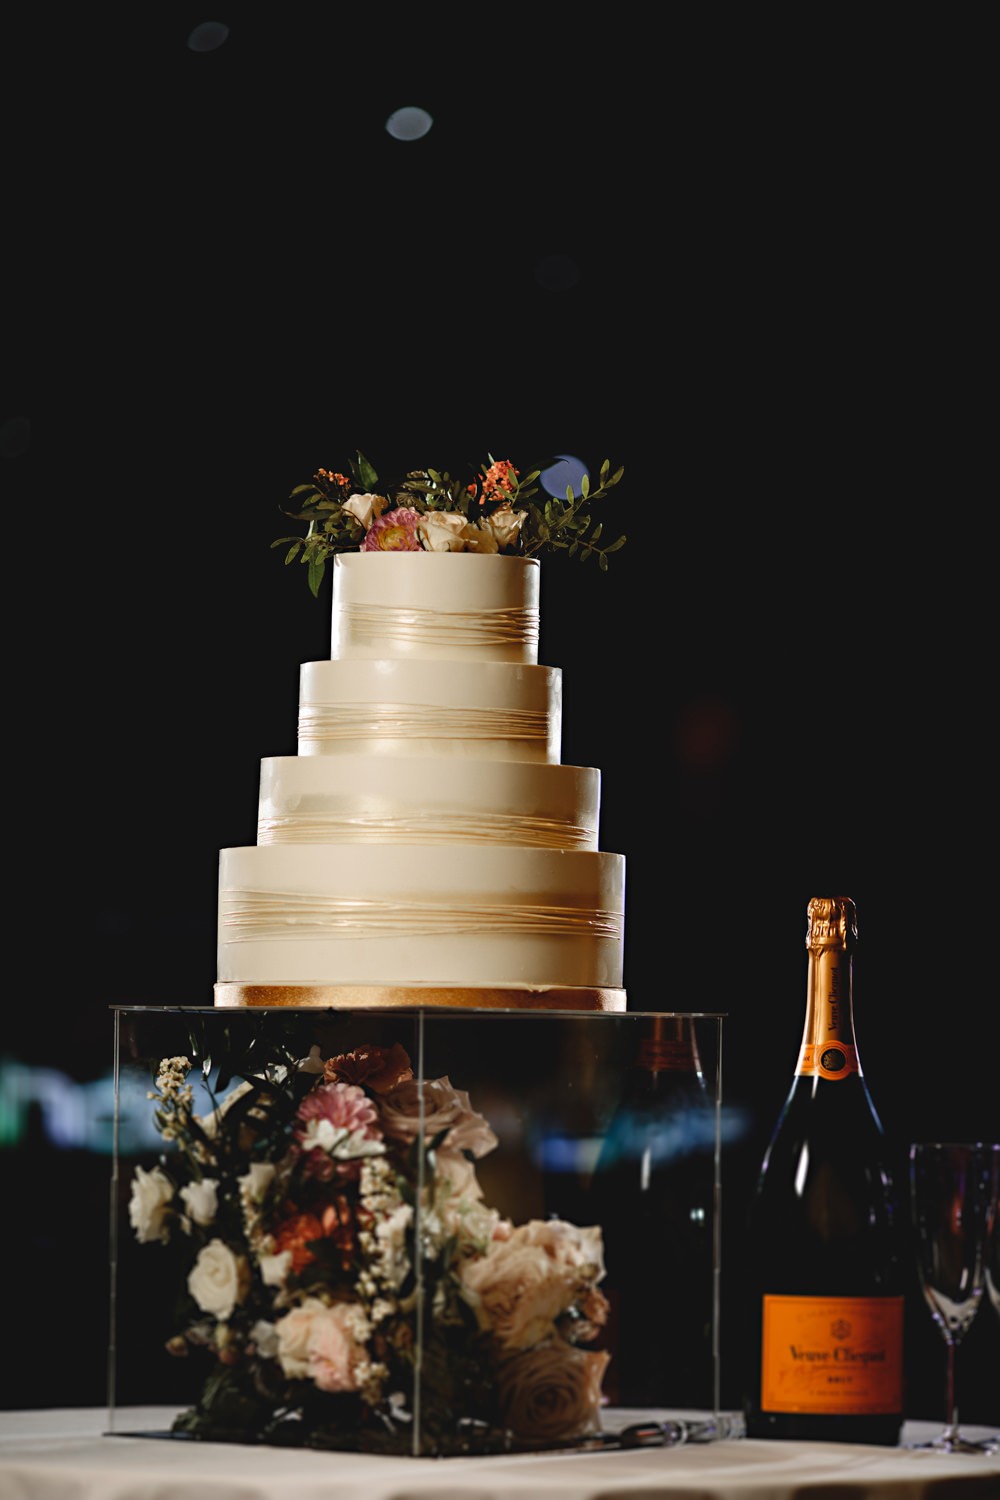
[273,451,626,596]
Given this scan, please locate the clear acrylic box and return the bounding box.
[109,1005,725,1456]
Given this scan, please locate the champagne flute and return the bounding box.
[986,1154,1000,1324]
[908,1141,999,1453]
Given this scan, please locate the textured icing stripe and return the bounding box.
[220,890,623,940]
[298,704,549,742]
[335,602,539,649]
[257,813,594,849]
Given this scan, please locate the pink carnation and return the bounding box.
[361,507,423,551]
[295,1081,379,1139]
[294,1081,383,1179]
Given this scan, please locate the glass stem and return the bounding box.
[943,1338,959,1439]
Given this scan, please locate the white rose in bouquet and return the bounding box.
[187,1238,251,1321]
[128,1164,175,1244]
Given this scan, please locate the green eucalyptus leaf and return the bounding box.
[308,555,327,597]
[355,451,380,491]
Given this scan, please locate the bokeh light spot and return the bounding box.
[187,22,230,53]
[673,694,741,773]
[385,107,434,142]
[540,453,588,499]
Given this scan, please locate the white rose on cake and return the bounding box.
[480,502,526,550]
[417,511,499,553]
[341,492,389,530]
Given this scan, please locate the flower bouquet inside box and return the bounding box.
[120,1012,615,1456]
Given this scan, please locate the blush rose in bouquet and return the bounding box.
[128,1038,610,1454]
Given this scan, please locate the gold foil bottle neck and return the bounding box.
[806,896,858,950]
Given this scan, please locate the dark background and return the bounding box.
[2,12,996,1422]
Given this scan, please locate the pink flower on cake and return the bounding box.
[361,506,423,550]
[377,1074,498,1158]
[497,1340,611,1444]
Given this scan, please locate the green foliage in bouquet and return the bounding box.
[127,1017,610,1455]
[272,451,626,595]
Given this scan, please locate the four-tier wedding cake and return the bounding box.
[216,549,626,1010]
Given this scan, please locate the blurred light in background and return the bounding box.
[186,21,230,53]
[0,1060,220,1155]
[540,453,589,497]
[385,106,434,142]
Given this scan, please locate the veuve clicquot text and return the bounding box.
[743,896,904,1444]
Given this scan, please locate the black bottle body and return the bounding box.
[743,1073,904,1443]
[590,1021,716,1410]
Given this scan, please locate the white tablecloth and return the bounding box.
[1,1407,998,1500]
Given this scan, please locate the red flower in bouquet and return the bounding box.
[324,1042,414,1094]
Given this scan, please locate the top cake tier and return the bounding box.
[330,553,540,664]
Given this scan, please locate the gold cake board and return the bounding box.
[214,982,627,1013]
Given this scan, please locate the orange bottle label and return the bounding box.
[796,1043,861,1079]
[760,1294,904,1414]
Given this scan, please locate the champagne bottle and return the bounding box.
[742,896,904,1444]
[590,1014,717,1410]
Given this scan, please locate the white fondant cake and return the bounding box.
[216,553,626,1006]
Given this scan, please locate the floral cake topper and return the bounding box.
[274,451,626,595]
